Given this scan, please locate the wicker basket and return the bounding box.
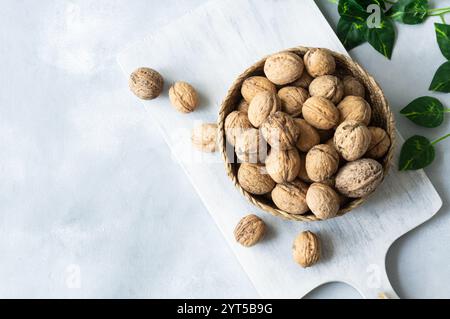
[218,46,396,222]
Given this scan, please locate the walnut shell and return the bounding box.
[191,123,217,152]
[129,67,164,100]
[337,95,372,125]
[366,127,391,159]
[237,99,249,113]
[248,91,281,127]
[224,111,253,146]
[325,138,343,165]
[241,76,277,103]
[264,52,304,85]
[260,112,300,150]
[302,96,339,130]
[305,144,339,182]
[334,120,372,161]
[297,153,313,183]
[272,179,309,214]
[292,231,320,268]
[169,81,199,113]
[234,214,265,247]
[306,183,340,220]
[291,71,314,88]
[237,163,276,195]
[343,76,365,98]
[235,128,268,163]
[277,86,309,117]
[303,48,336,77]
[295,118,320,152]
[265,148,301,183]
[309,75,344,104]
[335,158,383,198]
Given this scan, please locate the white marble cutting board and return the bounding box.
[117,0,442,298]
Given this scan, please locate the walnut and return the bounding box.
[306,183,340,220]
[234,214,266,247]
[291,71,314,88]
[248,91,281,127]
[191,123,217,152]
[337,96,372,125]
[237,163,276,195]
[224,111,253,146]
[237,99,249,113]
[343,76,365,98]
[302,96,339,130]
[334,120,372,161]
[303,48,336,77]
[325,138,343,165]
[265,148,301,183]
[260,112,300,150]
[335,158,383,198]
[169,81,199,113]
[295,118,320,152]
[366,127,391,159]
[297,153,313,183]
[272,179,309,214]
[277,86,309,117]
[305,144,339,182]
[309,75,344,104]
[235,128,268,163]
[292,231,320,268]
[241,76,277,103]
[129,67,164,100]
[264,52,304,85]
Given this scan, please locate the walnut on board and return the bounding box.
[264,52,304,85]
[191,123,217,152]
[241,76,277,103]
[272,179,309,214]
[169,81,199,113]
[235,128,268,163]
[337,95,372,125]
[277,86,309,117]
[303,48,336,77]
[309,75,344,104]
[265,148,301,183]
[343,76,365,98]
[260,112,300,151]
[237,163,276,195]
[248,91,281,127]
[302,96,339,130]
[366,127,391,159]
[305,144,339,182]
[234,214,266,247]
[129,67,164,100]
[224,111,253,146]
[295,118,320,152]
[292,231,321,268]
[334,120,372,161]
[306,182,340,220]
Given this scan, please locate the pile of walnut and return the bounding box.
[226,49,391,222]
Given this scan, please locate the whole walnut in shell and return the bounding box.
[291,71,314,89]
[277,86,309,117]
[261,112,300,150]
[306,183,340,220]
[297,153,313,183]
[264,52,304,85]
[337,96,372,125]
[302,96,339,130]
[334,120,372,161]
[238,163,275,195]
[305,144,339,182]
[335,158,383,198]
[191,123,217,152]
[366,127,391,159]
[129,67,164,100]
[295,119,320,152]
[292,231,320,268]
[237,99,249,113]
[248,91,281,127]
[241,76,277,103]
[235,128,268,163]
[303,48,336,77]
[169,81,199,113]
[272,179,309,214]
[225,111,253,146]
[309,75,344,104]
[343,76,365,98]
[234,214,266,247]
[265,148,301,183]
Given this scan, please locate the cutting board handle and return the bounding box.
[350,264,400,299]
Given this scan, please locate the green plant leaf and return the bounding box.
[337,17,368,50]
[400,96,445,128]
[338,0,386,21]
[429,61,450,93]
[389,0,428,24]
[366,17,395,58]
[435,23,450,60]
[399,135,435,171]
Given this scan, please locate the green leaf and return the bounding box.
[435,23,450,60]
[338,0,386,21]
[429,61,450,93]
[399,135,435,171]
[337,17,368,50]
[400,96,445,128]
[389,0,428,25]
[366,17,395,59]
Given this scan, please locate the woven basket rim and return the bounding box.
[217,46,396,222]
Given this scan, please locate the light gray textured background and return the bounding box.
[0,0,449,298]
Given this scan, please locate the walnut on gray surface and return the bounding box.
[191,123,217,152]
[224,110,253,146]
[343,76,365,98]
[129,67,164,100]
[272,179,309,214]
[292,231,321,268]
[248,91,281,127]
[309,75,344,104]
[334,120,372,161]
[305,144,339,182]
[303,48,336,77]
[277,86,309,117]
[237,163,276,195]
[306,182,340,220]
[295,118,320,152]
[337,95,372,125]
[169,81,199,113]
[265,148,301,183]
[260,112,300,150]
[235,128,267,163]
[302,96,339,130]
[264,52,304,85]
[366,127,391,159]
[335,158,383,198]
[234,214,266,247]
[241,76,277,103]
